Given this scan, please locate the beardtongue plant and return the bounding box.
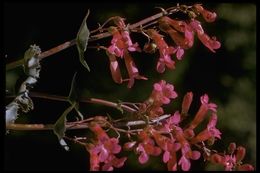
[5,3,254,171]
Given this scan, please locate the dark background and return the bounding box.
[4,2,256,171]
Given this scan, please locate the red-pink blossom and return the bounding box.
[189,94,217,129]
[191,113,221,144]
[124,52,147,88]
[209,145,254,171]
[136,131,162,164]
[189,19,221,52]
[194,4,217,23]
[159,16,194,50]
[106,51,122,84]
[150,80,178,106]
[178,143,201,171]
[146,29,176,73]
[87,124,127,171]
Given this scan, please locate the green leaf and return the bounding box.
[76,10,90,71]
[68,72,78,103]
[67,72,83,120]
[53,102,76,151]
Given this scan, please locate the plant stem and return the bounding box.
[6,114,171,131]
[6,10,166,71]
[6,91,136,113]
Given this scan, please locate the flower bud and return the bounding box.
[210,153,223,164]
[228,142,236,154]
[236,146,246,162]
[181,92,193,115]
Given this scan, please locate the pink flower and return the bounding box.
[194,4,217,23]
[189,94,217,129]
[136,131,162,164]
[150,80,178,106]
[209,145,254,171]
[87,123,127,171]
[191,113,221,144]
[121,30,141,52]
[178,143,201,171]
[200,94,217,112]
[147,105,164,118]
[146,29,176,73]
[189,19,221,52]
[162,111,181,133]
[106,51,122,84]
[159,16,194,50]
[151,130,181,170]
[124,51,147,88]
[107,27,124,57]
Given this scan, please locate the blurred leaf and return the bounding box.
[53,102,76,151]
[76,9,90,71]
[67,72,84,120]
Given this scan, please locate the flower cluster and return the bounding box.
[103,4,220,87]
[86,123,127,171]
[209,143,254,171]
[106,17,147,88]
[82,80,254,171]
[145,80,178,118]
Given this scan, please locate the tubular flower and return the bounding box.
[189,19,221,52]
[146,29,176,73]
[191,113,221,144]
[174,128,201,171]
[106,18,145,88]
[87,123,127,171]
[151,130,181,171]
[194,4,217,23]
[189,94,217,129]
[124,51,147,88]
[159,16,194,50]
[181,92,193,115]
[106,51,122,84]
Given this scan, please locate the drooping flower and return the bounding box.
[86,123,127,171]
[146,29,176,73]
[194,4,217,23]
[106,51,122,84]
[106,18,146,88]
[151,130,181,171]
[177,143,201,171]
[123,51,147,88]
[136,130,162,164]
[107,27,125,57]
[189,19,221,53]
[159,16,194,50]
